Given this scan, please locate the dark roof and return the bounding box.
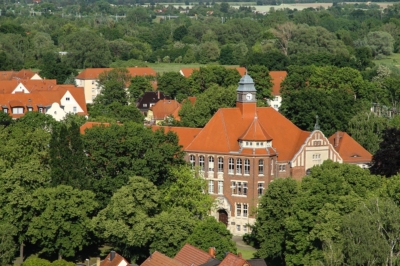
[136,91,169,112]
[248,259,267,266]
[200,258,221,266]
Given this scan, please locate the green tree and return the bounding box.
[39,52,78,84]
[183,48,196,64]
[95,68,130,106]
[27,186,98,259]
[0,223,17,266]
[128,76,153,103]
[157,72,190,99]
[186,217,237,260]
[342,198,400,265]
[247,65,273,101]
[49,122,87,189]
[83,123,184,205]
[197,41,220,64]
[93,176,160,262]
[149,207,198,257]
[219,45,236,65]
[63,30,112,69]
[173,25,188,41]
[22,257,51,266]
[0,112,12,126]
[370,127,400,177]
[179,84,236,127]
[249,178,299,265]
[162,165,213,217]
[51,259,76,266]
[188,66,240,93]
[366,31,395,57]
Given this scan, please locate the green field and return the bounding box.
[237,247,256,260]
[146,62,239,73]
[373,53,400,68]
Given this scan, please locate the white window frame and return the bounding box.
[232,181,248,196]
[208,156,214,172]
[218,157,224,173]
[236,203,241,216]
[228,158,234,174]
[236,159,242,175]
[258,182,264,196]
[243,204,248,217]
[244,159,250,175]
[189,155,195,168]
[313,154,321,165]
[218,181,223,195]
[199,156,205,171]
[279,164,286,172]
[258,159,264,175]
[73,106,77,113]
[208,180,214,194]
[3,108,7,113]
[12,107,23,114]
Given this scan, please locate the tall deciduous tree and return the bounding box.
[270,22,297,56]
[0,223,17,266]
[27,186,98,259]
[95,68,130,106]
[157,72,190,100]
[186,217,237,260]
[370,127,400,177]
[49,122,87,189]
[128,76,154,103]
[93,176,160,262]
[247,65,273,101]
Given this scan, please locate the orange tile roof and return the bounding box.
[151,99,181,120]
[101,251,129,266]
[239,117,272,141]
[141,251,184,266]
[0,86,87,119]
[0,80,19,93]
[219,253,250,266]
[76,67,156,80]
[13,69,38,80]
[80,122,111,134]
[184,106,308,160]
[0,80,58,94]
[0,71,16,81]
[174,244,214,266]
[328,131,372,163]
[151,126,202,150]
[269,71,287,96]
[180,67,246,78]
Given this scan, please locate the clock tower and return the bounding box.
[236,73,257,118]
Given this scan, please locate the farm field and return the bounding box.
[146,62,239,73]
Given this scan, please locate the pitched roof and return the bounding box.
[151,126,202,150]
[247,259,267,266]
[0,71,16,81]
[80,122,111,134]
[269,71,287,96]
[239,117,272,141]
[151,99,181,120]
[141,251,184,266]
[184,106,309,160]
[0,79,58,94]
[328,131,372,163]
[76,67,156,80]
[200,259,221,266]
[14,69,38,80]
[174,244,214,266]
[219,253,250,266]
[101,251,129,266]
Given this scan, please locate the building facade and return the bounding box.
[158,74,372,236]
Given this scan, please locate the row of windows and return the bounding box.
[208,181,265,197]
[236,224,248,232]
[191,155,288,175]
[3,106,78,115]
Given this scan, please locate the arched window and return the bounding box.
[258,159,264,175]
[218,157,224,173]
[199,156,205,171]
[228,158,234,174]
[244,159,250,175]
[208,156,214,171]
[189,155,195,168]
[236,158,242,174]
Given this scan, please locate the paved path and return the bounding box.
[232,236,256,251]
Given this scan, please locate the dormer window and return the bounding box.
[3,108,7,113]
[28,107,33,112]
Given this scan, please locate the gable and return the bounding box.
[11,83,30,94]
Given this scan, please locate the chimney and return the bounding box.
[110,251,116,261]
[96,257,100,266]
[238,252,242,258]
[208,247,216,258]
[334,131,340,148]
[157,90,160,99]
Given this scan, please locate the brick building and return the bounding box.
[157,73,372,236]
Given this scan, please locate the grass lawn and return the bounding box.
[237,248,256,260]
[146,62,240,74]
[373,53,400,68]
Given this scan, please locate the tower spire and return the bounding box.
[314,115,320,131]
